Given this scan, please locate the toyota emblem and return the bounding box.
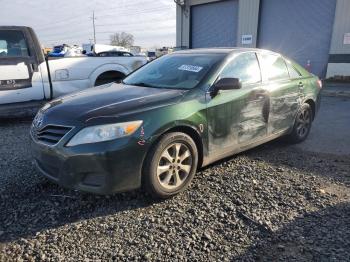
[33,112,44,129]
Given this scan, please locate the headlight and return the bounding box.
[66,120,143,147]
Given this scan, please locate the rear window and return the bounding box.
[0,30,29,57]
[261,53,289,81]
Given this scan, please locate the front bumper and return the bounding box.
[31,134,149,194]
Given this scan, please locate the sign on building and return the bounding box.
[344,33,350,45]
[241,35,253,45]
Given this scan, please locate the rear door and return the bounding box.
[0,28,44,105]
[258,52,300,134]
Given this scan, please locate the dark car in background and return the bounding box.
[30,48,322,198]
[96,51,134,57]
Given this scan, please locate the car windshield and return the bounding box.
[123,53,226,89]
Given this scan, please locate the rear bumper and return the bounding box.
[31,136,148,194]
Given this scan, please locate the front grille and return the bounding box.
[33,125,72,146]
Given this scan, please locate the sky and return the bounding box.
[0,0,176,48]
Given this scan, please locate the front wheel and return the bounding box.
[286,103,313,143]
[143,132,198,199]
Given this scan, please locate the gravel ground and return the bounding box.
[0,118,349,261]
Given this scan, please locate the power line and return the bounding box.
[35,2,175,46]
[33,1,169,32]
[39,18,175,39]
[40,23,175,43]
[37,7,174,38]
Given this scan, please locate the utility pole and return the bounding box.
[91,11,97,44]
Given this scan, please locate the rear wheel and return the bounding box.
[287,103,313,143]
[143,132,198,199]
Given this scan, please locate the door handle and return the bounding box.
[298,82,304,89]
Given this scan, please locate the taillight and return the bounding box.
[317,79,322,89]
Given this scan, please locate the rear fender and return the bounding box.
[89,64,129,87]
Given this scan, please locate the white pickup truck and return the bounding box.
[0,26,147,117]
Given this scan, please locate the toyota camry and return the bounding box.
[31,48,322,198]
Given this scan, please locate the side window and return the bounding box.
[0,30,29,57]
[220,52,261,85]
[261,54,289,81]
[286,61,302,79]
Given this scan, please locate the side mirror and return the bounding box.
[210,78,242,97]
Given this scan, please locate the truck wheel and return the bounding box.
[94,71,125,86]
[143,132,198,199]
[286,103,313,144]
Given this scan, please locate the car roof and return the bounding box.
[174,47,279,56]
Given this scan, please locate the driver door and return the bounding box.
[206,52,269,155]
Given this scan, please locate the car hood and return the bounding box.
[43,83,186,124]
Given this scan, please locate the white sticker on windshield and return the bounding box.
[178,64,203,73]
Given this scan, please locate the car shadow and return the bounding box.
[0,175,157,243]
[201,137,350,185]
[234,202,350,261]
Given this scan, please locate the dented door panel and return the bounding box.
[206,84,269,154]
[206,88,247,152]
[238,87,269,144]
[268,80,301,134]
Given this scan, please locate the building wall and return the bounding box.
[176,0,350,77]
[327,0,350,77]
[236,0,259,48]
[329,0,350,54]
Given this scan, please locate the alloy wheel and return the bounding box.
[156,142,193,190]
[296,108,311,138]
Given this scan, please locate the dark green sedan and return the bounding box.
[31,48,322,198]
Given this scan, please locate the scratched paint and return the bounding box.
[138,126,146,146]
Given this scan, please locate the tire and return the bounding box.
[143,132,198,199]
[286,103,313,144]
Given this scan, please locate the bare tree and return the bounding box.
[110,32,134,47]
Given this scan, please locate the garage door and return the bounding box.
[258,0,336,77]
[191,0,238,48]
